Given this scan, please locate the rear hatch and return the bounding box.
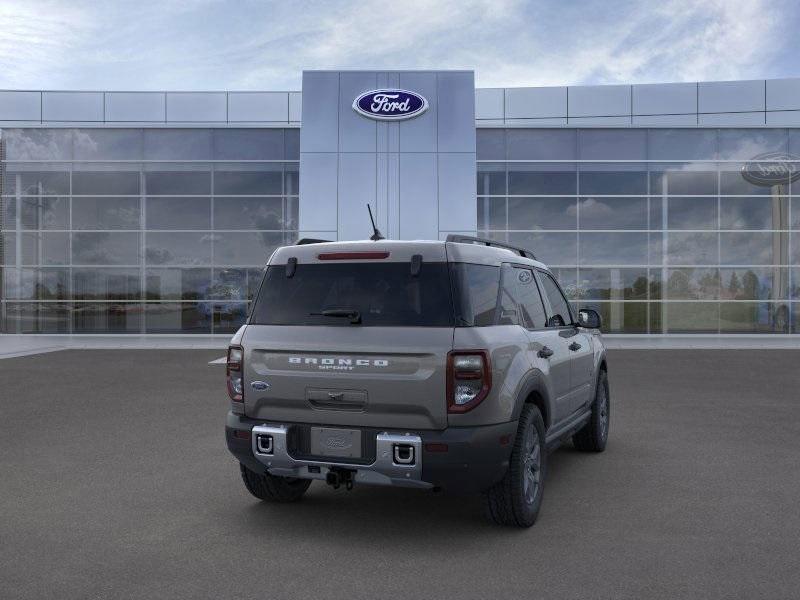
[242,242,453,430]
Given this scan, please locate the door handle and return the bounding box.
[568,342,582,352]
[538,346,554,359]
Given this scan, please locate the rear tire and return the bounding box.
[572,369,610,452]
[239,463,312,502]
[484,404,546,527]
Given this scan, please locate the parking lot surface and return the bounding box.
[1,349,799,599]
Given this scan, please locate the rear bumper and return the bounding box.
[226,412,517,493]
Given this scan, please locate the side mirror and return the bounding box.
[578,309,602,330]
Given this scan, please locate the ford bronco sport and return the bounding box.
[225,235,609,527]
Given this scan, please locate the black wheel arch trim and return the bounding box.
[511,368,553,429]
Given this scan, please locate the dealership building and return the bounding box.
[1,70,799,337]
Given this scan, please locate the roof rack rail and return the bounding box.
[445,234,536,260]
[296,238,332,245]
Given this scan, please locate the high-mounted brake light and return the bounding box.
[227,345,244,402]
[318,251,390,260]
[447,350,492,413]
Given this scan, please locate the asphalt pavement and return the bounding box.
[1,349,799,599]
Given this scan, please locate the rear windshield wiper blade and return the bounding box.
[310,308,362,324]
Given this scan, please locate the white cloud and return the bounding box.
[0,0,793,90]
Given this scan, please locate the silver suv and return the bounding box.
[225,235,609,527]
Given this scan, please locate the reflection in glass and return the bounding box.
[577,301,647,333]
[666,268,719,300]
[477,129,505,160]
[578,171,647,195]
[143,130,213,160]
[213,129,284,160]
[73,268,141,300]
[145,171,210,195]
[209,268,248,300]
[720,268,788,301]
[650,170,717,196]
[578,130,646,160]
[72,232,139,266]
[720,196,788,230]
[145,232,212,266]
[20,196,69,230]
[664,302,719,333]
[477,197,506,230]
[508,197,576,230]
[145,268,211,300]
[666,233,718,265]
[22,232,70,265]
[720,302,790,333]
[577,268,648,300]
[72,171,140,195]
[506,129,576,160]
[214,169,282,195]
[144,302,211,333]
[504,232,577,266]
[213,302,249,333]
[665,197,717,230]
[72,303,142,333]
[578,197,647,230]
[213,232,283,266]
[213,197,283,230]
[145,197,211,230]
[72,197,140,230]
[720,232,783,265]
[508,169,575,195]
[3,302,70,333]
[579,233,648,266]
[18,171,70,195]
[477,165,505,195]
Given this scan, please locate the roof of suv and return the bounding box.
[269,239,549,271]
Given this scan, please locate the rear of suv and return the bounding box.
[225,236,609,527]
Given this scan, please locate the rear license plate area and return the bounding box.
[309,427,362,459]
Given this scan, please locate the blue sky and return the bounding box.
[1,0,798,90]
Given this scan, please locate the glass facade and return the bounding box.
[478,128,800,334]
[1,125,799,335]
[0,128,299,334]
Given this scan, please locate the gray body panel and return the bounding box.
[230,238,607,489]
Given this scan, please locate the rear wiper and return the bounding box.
[310,308,362,324]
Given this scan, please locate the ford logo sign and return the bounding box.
[741,152,800,187]
[353,89,428,121]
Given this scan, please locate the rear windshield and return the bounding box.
[250,262,454,327]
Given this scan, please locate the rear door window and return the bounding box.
[250,262,453,327]
[539,271,573,327]
[450,263,500,326]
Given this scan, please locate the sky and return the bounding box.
[0,0,798,91]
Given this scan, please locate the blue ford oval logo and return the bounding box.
[250,381,269,391]
[353,89,428,121]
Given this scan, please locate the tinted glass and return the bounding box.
[73,268,141,300]
[72,171,140,195]
[72,197,140,230]
[539,271,572,326]
[251,263,453,327]
[20,196,69,230]
[450,263,500,326]
[145,197,211,230]
[504,266,547,328]
[214,170,282,195]
[145,171,210,195]
[214,197,283,230]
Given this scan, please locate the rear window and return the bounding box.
[250,262,453,327]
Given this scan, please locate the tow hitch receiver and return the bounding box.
[326,467,356,490]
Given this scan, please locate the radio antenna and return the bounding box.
[367,204,385,241]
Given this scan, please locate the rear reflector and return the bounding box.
[232,429,250,440]
[318,251,390,260]
[424,443,449,453]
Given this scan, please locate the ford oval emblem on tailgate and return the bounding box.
[251,381,270,390]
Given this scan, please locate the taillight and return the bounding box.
[227,345,244,402]
[447,350,491,413]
